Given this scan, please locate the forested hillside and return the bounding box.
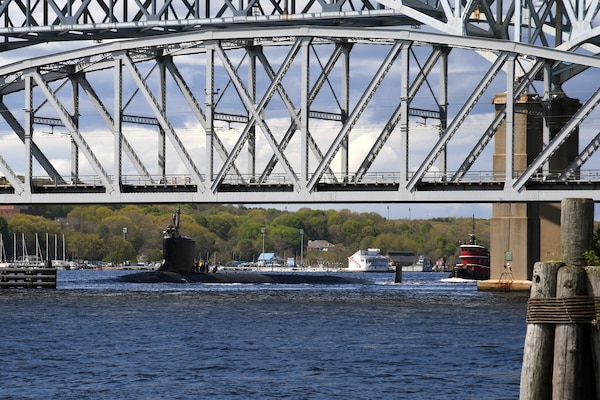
[0,204,490,266]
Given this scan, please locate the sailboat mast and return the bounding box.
[0,233,5,262]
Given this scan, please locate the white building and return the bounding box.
[347,249,391,272]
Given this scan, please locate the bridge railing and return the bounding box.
[3,169,599,191]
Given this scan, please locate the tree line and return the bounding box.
[0,204,491,266]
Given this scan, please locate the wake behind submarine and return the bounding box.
[120,209,368,285]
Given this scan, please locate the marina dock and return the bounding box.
[0,267,57,289]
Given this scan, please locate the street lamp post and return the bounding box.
[122,227,128,267]
[300,229,304,268]
[261,227,265,269]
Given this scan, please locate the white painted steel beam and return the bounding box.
[117,52,206,192]
[307,40,406,192]
[407,52,509,191]
[29,69,114,192]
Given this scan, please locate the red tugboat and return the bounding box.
[450,233,490,280]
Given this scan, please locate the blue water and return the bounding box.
[0,271,528,399]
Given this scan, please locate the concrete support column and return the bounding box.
[490,92,580,282]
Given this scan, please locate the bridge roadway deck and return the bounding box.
[2,173,600,204]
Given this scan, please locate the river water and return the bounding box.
[0,270,528,399]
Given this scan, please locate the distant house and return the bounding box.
[387,250,417,267]
[257,252,284,266]
[307,240,334,252]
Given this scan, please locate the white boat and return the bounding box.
[403,255,433,272]
[0,234,12,267]
[347,248,391,272]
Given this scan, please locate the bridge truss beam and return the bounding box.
[0,0,599,54]
[1,27,600,204]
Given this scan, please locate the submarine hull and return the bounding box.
[120,270,367,284]
[121,208,369,284]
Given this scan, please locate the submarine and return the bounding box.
[120,209,368,285]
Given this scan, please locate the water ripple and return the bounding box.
[0,270,527,399]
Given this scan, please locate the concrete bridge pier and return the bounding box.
[480,92,581,290]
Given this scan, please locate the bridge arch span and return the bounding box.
[1,27,600,205]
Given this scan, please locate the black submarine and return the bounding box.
[120,209,368,285]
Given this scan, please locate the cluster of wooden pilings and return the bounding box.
[0,267,57,289]
[520,198,600,399]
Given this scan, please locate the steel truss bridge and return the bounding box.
[1,0,600,204]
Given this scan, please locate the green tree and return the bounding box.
[205,212,236,240]
[0,216,8,240]
[66,206,103,232]
[8,214,60,258]
[304,213,329,241]
[270,225,302,255]
[99,215,133,240]
[272,213,303,229]
[341,219,363,245]
[235,238,256,261]
[105,236,137,264]
[68,232,107,260]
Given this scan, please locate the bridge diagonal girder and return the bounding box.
[258,42,350,183]
[355,46,447,181]
[471,0,504,39]
[561,131,600,180]
[162,58,245,181]
[122,62,158,113]
[407,51,509,192]
[513,85,600,191]
[117,51,206,191]
[251,45,337,184]
[29,69,114,191]
[0,153,24,194]
[72,73,153,181]
[307,40,407,191]
[0,100,65,184]
[523,0,551,47]
[451,59,546,182]
[210,38,305,193]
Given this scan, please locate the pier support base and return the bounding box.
[476,279,531,291]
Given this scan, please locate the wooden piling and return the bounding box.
[585,266,600,399]
[552,266,589,399]
[551,198,595,399]
[520,198,599,399]
[561,198,594,266]
[520,261,562,400]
